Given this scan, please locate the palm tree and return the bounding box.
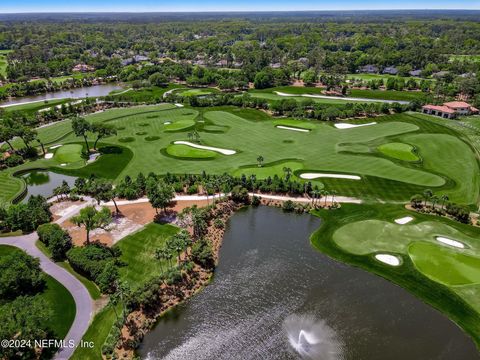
[154,248,167,272]
[311,189,319,208]
[431,195,439,209]
[283,167,292,181]
[250,174,257,195]
[187,132,193,141]
[323,190,329,207]
[257,155,264,167]
[70,206,112,245]
[423,189,433,207]
[331,190,337,206]
[441,194,449,210]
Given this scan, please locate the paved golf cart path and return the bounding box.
[0,232,93,360]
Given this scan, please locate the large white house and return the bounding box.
[421,101,478,119]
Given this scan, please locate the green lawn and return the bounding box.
[53,144,84,163]
[166,144,218,159]
[377,142,419,162]
[4,99,70,114]
[233,159,304,179]
[115,222,179,289]
[0,50,12,78]
[449,54,480,63]
[310,203,480,348]
[105,84,181,102]
[71,304,119,360]
[1,106,479,205]
[0,245,76,339]
[175,88,220,97]
[409,242,480,286]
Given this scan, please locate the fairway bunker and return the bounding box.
[395,216,414,224]
[44,153,54,159]
[436,237,465,249]
[49,144,62,149]
[375,254,401,266]
[173,141,236,155]
[334,122,377,129]
[276,125,310,133]
[164,121,172,125]
[300,173,361,180]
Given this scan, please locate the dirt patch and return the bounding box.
[50,200,84,221]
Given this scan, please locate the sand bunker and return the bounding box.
[173,141,236,155]
[334,122,377,129]
[164,121,172,125]
[175,103,184,107]
[49,144,63,149]
[436,236,465,249]
[60,163,67,166]
[276,125,310,133]
[300,173,361,180]
[44,153,54,159]
[375,254,401,266]
[395,216,413,225]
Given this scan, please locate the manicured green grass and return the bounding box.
[234,159,304,179]
[377,142,419,161]
[409,242,480,286]
[347,73,423,81]
[310,204,480,348]
[71,304,119,360]
[0,245,76,339]
[4,99,70,114]
[53,144,83,163]
[106,84,181,102]
[248,91,357,104]
[176,88,219,97]
[449,54,480,63]
[272,119,316,130]
[349,89,426,101]
[115,222,179,289]
[0,171,25,203]
[164,119,196,132]
[0,50,11,78]
[166,144,218,159]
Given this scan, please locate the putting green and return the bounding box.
[164,119,196,132]
[408,242,480,286]
[176,88,218,97]
[333,219,480,256]
[272,119,316,130]
[378,142,419,162]
[166,144,217,159]
[53,144,83,163]
[233,160,304,179]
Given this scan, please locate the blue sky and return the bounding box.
[1,0,479,13]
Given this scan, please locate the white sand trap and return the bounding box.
[334,122,377,129]
[175,103,184,107]
[436,236,465,249]
[300,173,361,180]
[60,163,67,166]
[375,254,401,266]
[395,216,413,225]
[276,125,310,133]
[173,141,236,155]
[44,153,54,159]
[164,121,172,125]
[49,144,63,149]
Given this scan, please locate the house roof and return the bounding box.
[422,105,456,114]
[443,101,472,109]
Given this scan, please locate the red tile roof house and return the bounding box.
[421,101,479,119]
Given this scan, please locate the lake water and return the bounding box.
[139,206,479,360]
[20,170,77,202]
[0,83,122,107]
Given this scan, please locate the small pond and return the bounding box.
[20,170,77,202]
[0,83,123,107]
[139,206,479,360]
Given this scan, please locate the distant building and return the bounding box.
[72,63,95,72]
[358,65,378,74]
[382,66,398,75]
[269,62,282,69]
[215,59,228,67]
[422,101,479,119]
[409,69,422,77]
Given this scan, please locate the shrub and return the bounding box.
[230,185,250,204]
[0,251,45,300]
[96,262,119,294]
[213,218,224,229]
[37,223,72,261]
[191,239,215,270]
[251,195,261,207]
[3,196,51,232]
[187,184,198,194]
[282,200,295,212]
[4,154,23,167]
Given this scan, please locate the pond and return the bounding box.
[20,170,77,202]
[139,206,479,360]
[0,83,123,107]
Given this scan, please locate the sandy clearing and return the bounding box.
[276,125,310,133]
[334,122,377,129]
[44,153,54,159]
[395,216,414,225]
[436,236,465,249]
[173,141,236,155]
[375,254,401,266]
[300,173,361,180]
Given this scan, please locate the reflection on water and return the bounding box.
[0,83,122,107]
[139,206,479,360]
[20,170,77,201]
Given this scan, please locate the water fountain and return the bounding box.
[284,314,344,360]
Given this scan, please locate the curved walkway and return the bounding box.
[0,232,93,360]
